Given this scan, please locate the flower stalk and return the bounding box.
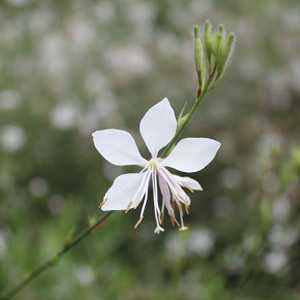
[0,212,113,300]
[164,21,235,156]
[0,22,235,300]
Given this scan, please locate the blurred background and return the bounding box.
[0,0,300,299]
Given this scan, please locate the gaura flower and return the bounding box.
[92,98,221,234]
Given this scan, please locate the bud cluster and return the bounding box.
[194,21,235,93]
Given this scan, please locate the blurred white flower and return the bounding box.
[0,125,26,153]
[220,168,241,189]
[93,98,220,233]
[105,46,152,80]
[289,60,300,92]
[188,228,215,257]
[169,0,211,30]
[264,251,288,274]
[239,57,262,80]
[6,0,30,7]
[156,33,180,58]
[67,19,95,51]
[223,251,245,274]
[0,21,22,46]
[0,231,7,259]
[126,1,155,37]
[265,71,291,110]
[272,196,291,223]
[94,1,115,23]
[189,0,212,16]
[29,177,49,198]
[257,132,282,159]
[84,71,109,96]
[75,265,95,286]
[165,233,186,261]
[78,95,117,134]
[30,9,54,35]
[269,224,297,249]
[49,102,78,129]
[0,90,21,111]
[48,194,65,216]
[214,196,234,218]
[39,33,68,78]
[282,10,300,30]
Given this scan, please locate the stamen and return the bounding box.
[160,201,165,225]
[185,205,190,215]
[125,170,150,213]
[134,216,143,229]
[158,173,181,226]
[177,203,188,231]
[133,171,151,209]
[152,169,164,234]
[170,215,180,227]
[163,168,191,203]
[158,167,190,205]
[154,226,165,234]
[134,172,151,229]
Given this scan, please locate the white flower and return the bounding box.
[1,125,26,153]
[92,98,221,234]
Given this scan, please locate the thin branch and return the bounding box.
[162,84,209,157]
[0,212,113,300]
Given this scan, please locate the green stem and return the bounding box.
[162,85,209,157]
[0,212,113,300]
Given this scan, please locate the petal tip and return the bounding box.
[161,97,170,103]
[216,140,222,149]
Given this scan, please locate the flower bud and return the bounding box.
[217,32,235,79]
[194,25,206,91]
[193,21,235,90]
[204,20,214,65]
[215,24,226,59]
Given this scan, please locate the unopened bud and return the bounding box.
[215,25,226,68]
[204,20,214,64]
[194,25,206,91]
[217,32,235,79]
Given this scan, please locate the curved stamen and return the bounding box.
[152,169,164,234]
[157,167,190,230]
[158,174,179,226]
[163,168,191,205]
[158,167,190,206]
[134,172,151,228]
[126,170,150,212]
[177,202,188,231]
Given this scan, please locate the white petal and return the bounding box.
[130,171,151,208]
[101,173,147,211]
[92,129,147,166]
[162,138,221,173]
[140,98,177,157]
[172,174,203,191]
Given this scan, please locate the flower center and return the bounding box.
[147,158,161,170]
